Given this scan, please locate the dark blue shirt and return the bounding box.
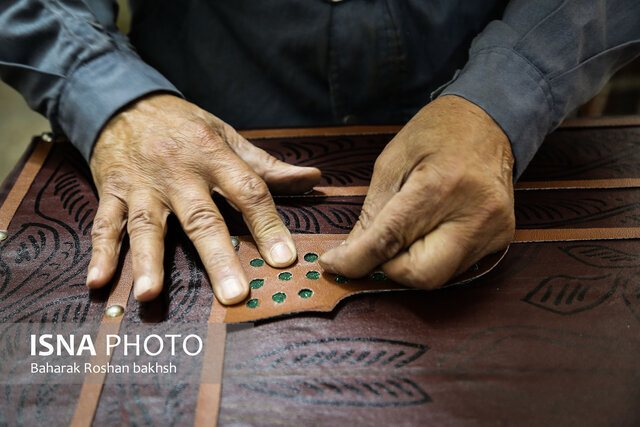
[1,0,639,178]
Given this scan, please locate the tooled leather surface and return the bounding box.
[0,124,639,425]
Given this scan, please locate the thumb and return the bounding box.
[229,133,321,195]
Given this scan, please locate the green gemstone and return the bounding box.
[370,271,387,281]
[250,258,264,267]
[246,298,259,309]
[278,272,292,281]
[303,252,319,263]
[272,292,287,303]
[306,270,320,280]
[298,289,313,298]
[250,279,264,289]
[335,275,349,284]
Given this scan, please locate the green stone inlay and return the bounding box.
[278,272,292,281]
[303,252,319,263]
[250,279,264,289]
[306,270,320,280]
[272,292,287,303]
[370,271,387,281]
[246,298,259,309]
[335,275,349,284]
[298,289,313,299]
[250,258,264,267]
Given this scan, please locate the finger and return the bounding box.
[227,132,321,194]
[170,183,249,305]
[209,157,298,268]
[127,192,169,301]
[87,194,127,288]
[319,171,449,277]
[382,223,468,290]
[346,160,400,243]
[345,137,416,243]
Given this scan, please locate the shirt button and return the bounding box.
[342,114,358,125]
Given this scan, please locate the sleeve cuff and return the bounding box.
[437,48,555,180]
[57,50,182,162]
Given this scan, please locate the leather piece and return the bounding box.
[514,188,640,229]
[245,124,640,187]
[220,186,640,236]
[0,140,52,231]
[214,235,507,323]
[559,115,640,128]
[219,241,640,425]
[519,125,640,182]
[194,306,226,427]
[513,227,640,242]
[293,178,640,195]
[239,125,403,139]
[515,178,640,190]
[70,250,133,427]
[1,120,639,425]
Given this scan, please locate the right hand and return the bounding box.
[85,94,321,305]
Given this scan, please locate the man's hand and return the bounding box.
[319,95,515,289]
[85,94,321,304]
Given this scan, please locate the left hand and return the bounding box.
[319,95,515,289]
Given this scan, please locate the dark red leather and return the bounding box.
[1,120,639,425]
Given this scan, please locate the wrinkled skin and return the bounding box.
[320,95,515,289]
[86,93,515,304]
[86,94,321,304]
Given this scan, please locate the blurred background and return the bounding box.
[1,2,639,184]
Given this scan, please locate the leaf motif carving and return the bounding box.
[522,273,615,314]
[559,245,640,268]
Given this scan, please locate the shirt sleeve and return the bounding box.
[435,0,640,180]
[0,0,182,162]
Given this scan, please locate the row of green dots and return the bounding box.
[245,288,314,309]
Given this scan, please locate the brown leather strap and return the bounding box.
[277,186,370,197]
[236,116,640,140]
[512,227,640,243]
[239,125,402,139]
[289,178,640,198]
[194,302,227,427]
[0,140,52,231]
[515,178,640,190]
[70,250,134,427]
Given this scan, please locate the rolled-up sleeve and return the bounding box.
[437,0,640,179]
[0,0,181,162]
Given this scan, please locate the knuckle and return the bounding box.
[250,215,284,239]
[474,188,514,229]
[128,209,161,235]
[203,252,235,270]
[235,175,271,207]
[132,250,154,266]
[90,242,117,260]
[181,202,224,239]
[357,205,376,230]
[372,225,405,260]
[91,215,122,240]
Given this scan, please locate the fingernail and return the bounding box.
[134,275,153,300]
[270,242,294,264]
[220,277,244,301]
[86,267,100,286]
